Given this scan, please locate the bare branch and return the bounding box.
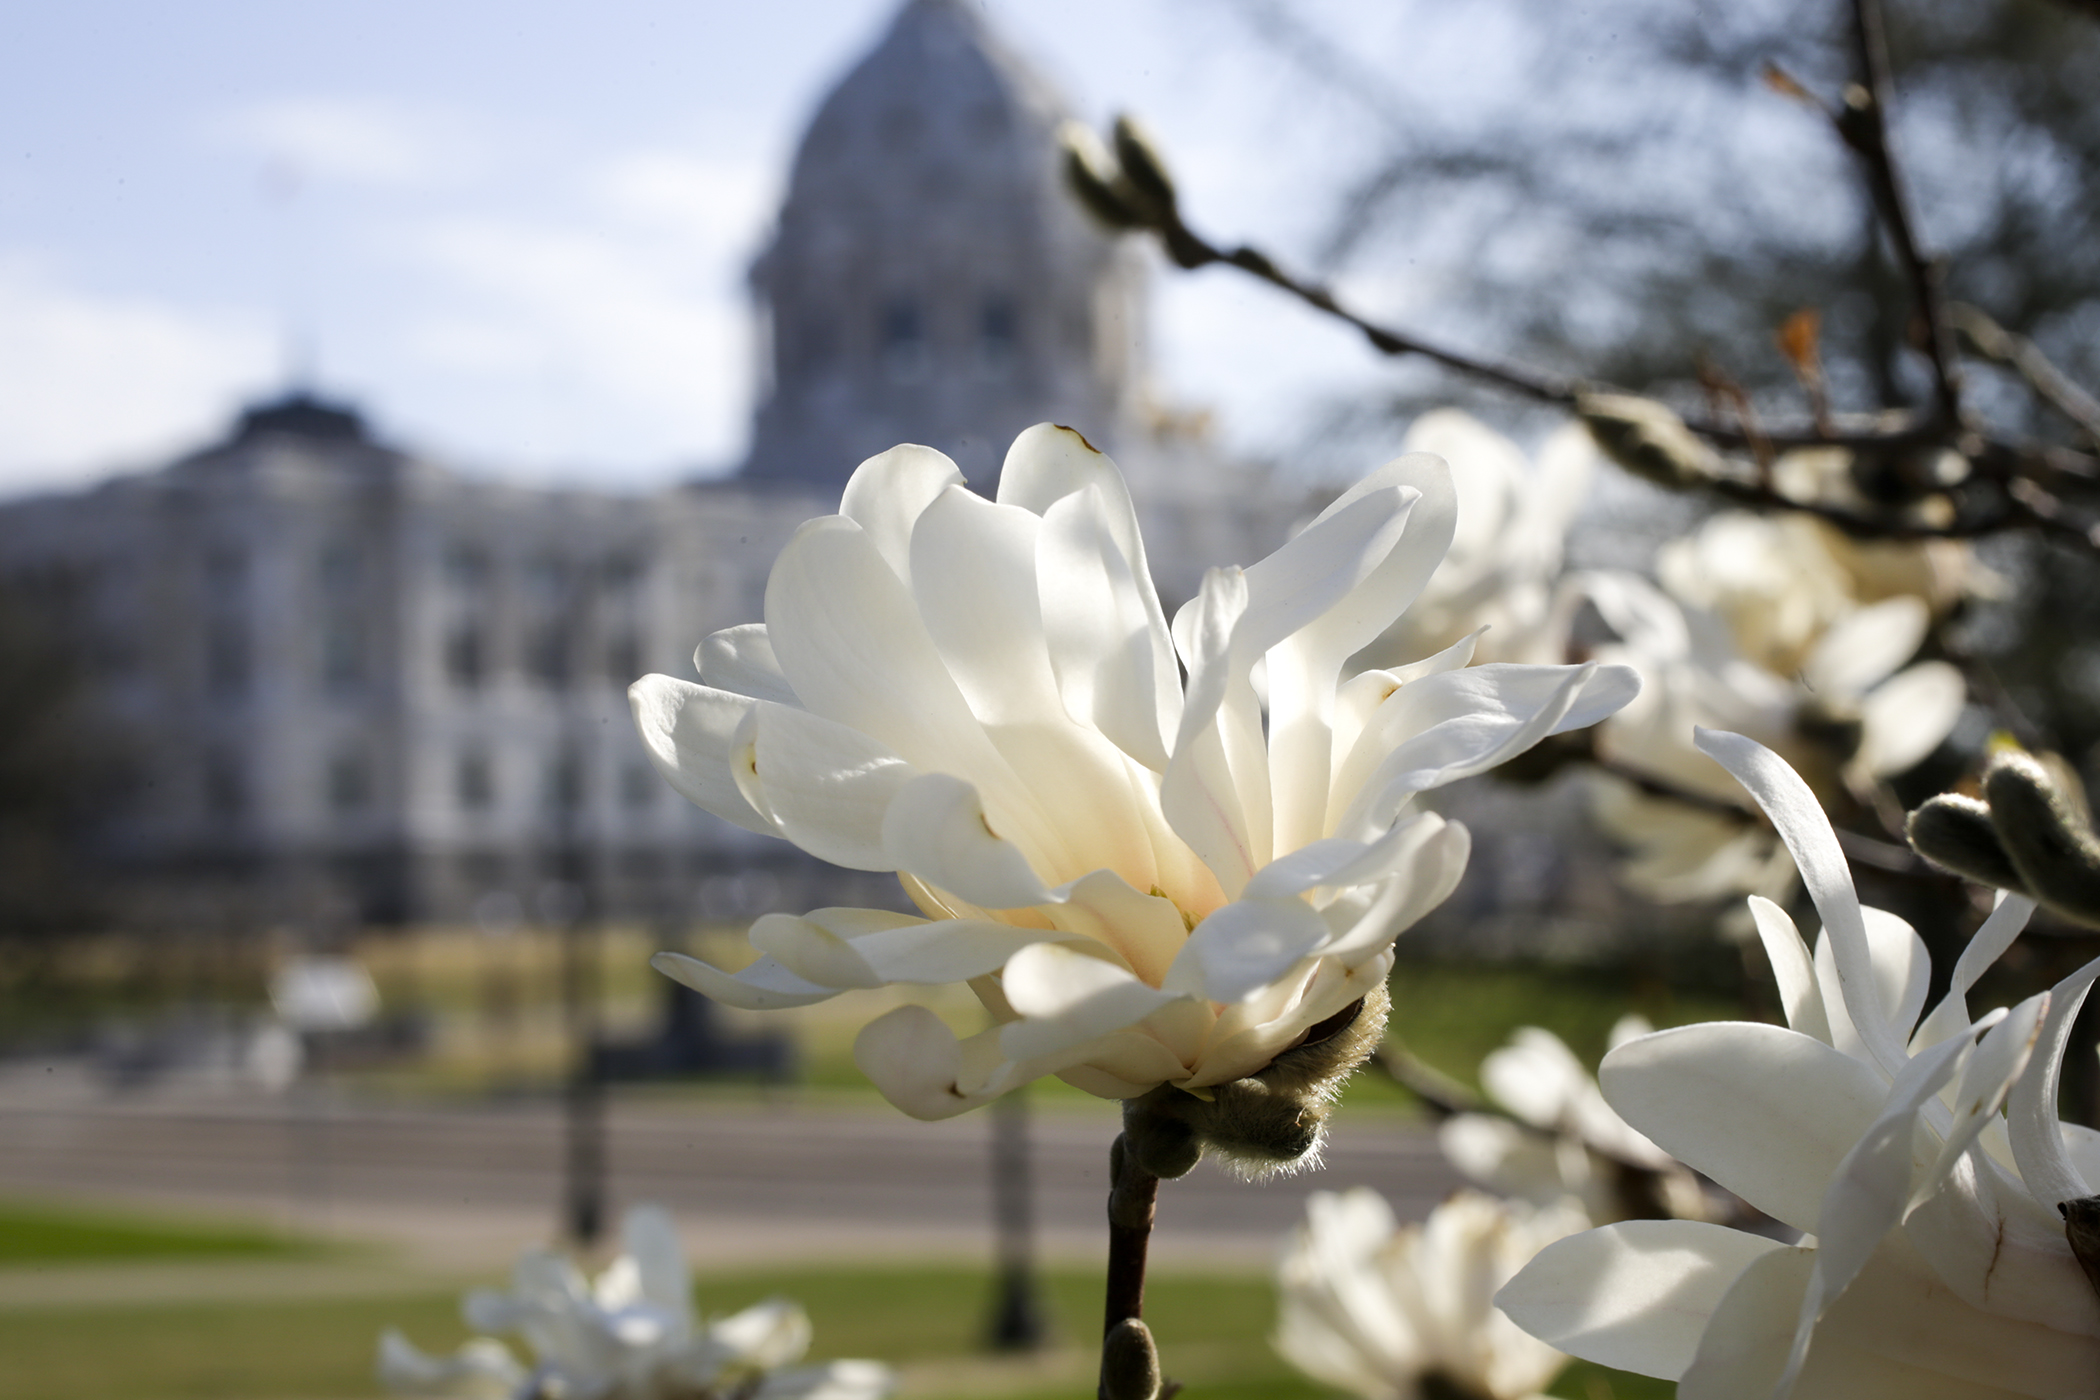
[1836,0,1965,426]
[1949,302,2100,451]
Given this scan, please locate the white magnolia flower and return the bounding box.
[1359,410,1595,668]
[632,426,1637,1126]
[1497,729,2100,1398]
[1440,1018,1704,1223]
[1576,515,1967,905]
[379,1205,892,1400]
[1277,1186,1587,1400]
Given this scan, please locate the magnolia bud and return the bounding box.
[1907,794,2027,894]
[1984,752,2100,927]
[1059,121,1144,231]
[1110,114,1178,223]
[1120,985,1389,1182]
[1100,1318,1163,1400]
[1576,393,1725,490]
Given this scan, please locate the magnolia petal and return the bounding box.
[1481,1028,1590,1132]
[651,950,840,1011]
[1778,1023,1986,1396]
[999,941,1181,1061]
[880,772,1053,911]
[2008,952,2100,1210]
[1318,818,1472,965]
[909,486,1063,727]
[1855,661,1965,778]
[1801,595,1929,698]
[1252,482,1422,855]
[1922,993,2045,1192]
[747,911,889,990]
[848,919,1055,984]
[837,443,964,588]
[1002,425,1180,769]
[1810,907,1930,1056]
[1813,1232,2098,1399]
[375,1329,525,1398]
[1904,1143,2100,1334]
[852,1006,1011,1120]
[764,515,1058,867]
[742,702,916,871]
[712,1296,814,1369]
[1912,892,2035,1052]
[616,1203,689,1320]
[1748,896,1831,1045]
[1334,661,1640,838]
[1238,484,1419,662]
[695,623,799,706]
[628,675,774,836]
[1694,728,1905,1077]
[1162,892,1333,1003]
[1044,868,1191,989]
[1038,482,1180,772]
[1495,1220,1785,1381]
[1062,1027,1197,1096]
[1601,1022,1885,1231]
[1673,1245,1814,1400]
[754,1360,897,1400]
[1162,568,1262,892]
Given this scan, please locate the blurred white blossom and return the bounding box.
[632,425,1636,1123]
[1497,730,2100,1397]
[1360,410,1595,668]
[378,1204,891,1400]
[1439,1018,1706,1223]
[1579,509,1972,904]
[1276,1186,1586,1400]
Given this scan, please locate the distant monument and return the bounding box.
[741,0,1146,494]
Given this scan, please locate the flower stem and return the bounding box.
[1098,1131,1178,1400]
[1101,1131,1158,1338]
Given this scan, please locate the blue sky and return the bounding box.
[0,0,1446,497]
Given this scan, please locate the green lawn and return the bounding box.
[0,1198,320,1265]
[0,1261,1671,1400]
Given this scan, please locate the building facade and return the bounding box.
[0,0,1292,929]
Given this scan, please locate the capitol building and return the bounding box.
[0,0,1292,930]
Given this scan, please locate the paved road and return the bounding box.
[0,1062,1461,1271]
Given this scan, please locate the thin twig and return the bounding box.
[1836,0,1965,427]
[1949,303,2100,451]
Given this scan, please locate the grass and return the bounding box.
[0,1198,320,1265]
[1386,958,1748,1092]
[0,1260,1672,1400]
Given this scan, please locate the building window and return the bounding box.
[327,751,370,814]
[527,624,569,688]
[978,295,1018,371]
[525,556,570,604]
[445,624,486,690]
[203,753,245,823]
[445,544,490,593]
[880,298,929,380]
[605,633,641,686]
[321,615,364,692]
[620,761,658,810]
[457,750,494,811]
[206,618,249,697]
[546,751,584,813]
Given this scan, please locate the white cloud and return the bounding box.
[216,96,483,188]
[400,208,753,467]
[590,150,775,255]
[0,254,274,496]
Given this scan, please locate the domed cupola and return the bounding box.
[739,0,1144,494]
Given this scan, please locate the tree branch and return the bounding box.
[1836,0,1966,427]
